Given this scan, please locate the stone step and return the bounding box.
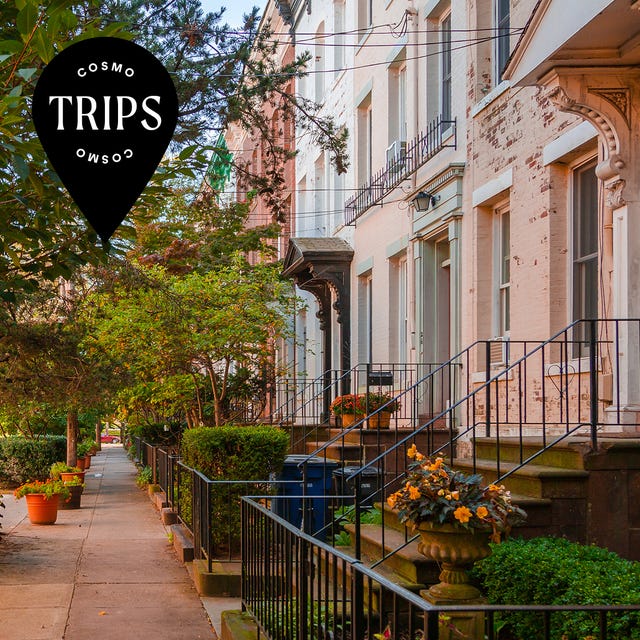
[305,441,362,462]
[453,458,589,499]
[473,437,587,470]
[343,523,440,585]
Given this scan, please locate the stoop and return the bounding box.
[221,611,267,640]
[193,560,241,597]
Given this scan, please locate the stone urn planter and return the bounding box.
[416,522,492,601]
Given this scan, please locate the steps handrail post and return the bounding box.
[589,319,599,450]
[485,341,492,438]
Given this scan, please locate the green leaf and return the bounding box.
[16,67,37,82]
[12,155,29,181]
[0,40,23,54]
[16,3,39,39]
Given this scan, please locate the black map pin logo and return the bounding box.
[32,37,178,244]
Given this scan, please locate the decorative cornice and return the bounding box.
[588,87,631,126]
[605,179,626,209]
[546,86,621,161]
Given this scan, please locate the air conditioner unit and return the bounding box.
[386,139,407,165]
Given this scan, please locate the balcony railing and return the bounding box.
[345,115,457,225]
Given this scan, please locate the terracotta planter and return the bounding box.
[60,471,85,484]
[83,455,91,469]
[416,522,491,601]
[339,413,358,428]
[367,410,391,429]
[25,493,60,525]
[59,484,82,510]
[76,457,86,470]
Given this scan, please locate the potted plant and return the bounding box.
[50,462,86,485]
[77,441,91,469]
[14,479,71,525]
[329,394,366,428]
[387,445,526,602]
[361,392,400,429]
[58,476,84,510]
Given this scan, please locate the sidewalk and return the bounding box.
[0,445,234,640]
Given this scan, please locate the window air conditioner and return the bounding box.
[386,139,407,165]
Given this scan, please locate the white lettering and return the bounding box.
[112,153,121,163]
[49,96,73,130]
[124,149,133,158]
[101,61,108,71]
[141,96,162,131]
[76,96,98,130]
[88,152,100,163]
[77,67,86,78]
[125,67,134,78]
[102,155,109,164]
[88,62,98,73]
[112,62,123,73]
[76,148,86,158]
[116,96,137,130]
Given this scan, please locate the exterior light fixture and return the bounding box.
[412,191,439,212]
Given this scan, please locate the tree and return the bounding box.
[83,258,297,426]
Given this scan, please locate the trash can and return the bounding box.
[332,465,381,507]
[273,454,338,539]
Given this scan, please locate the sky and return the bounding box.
[199,0,264,28]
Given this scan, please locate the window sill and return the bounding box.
[471,80,510,118]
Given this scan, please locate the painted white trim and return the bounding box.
[385,235,408,259]
[471,80,510,117]
[472,168,513,207]
[385,39,407,65]
[543,121,598,166]
[424,0,449,18]
[355,79,373,107]
[356,256,374,276]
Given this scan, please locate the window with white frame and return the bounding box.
[440,12,452,122]
[357,0,373,33]
[397,257,408,361]
[388,56,407,148]
[494,0,510,84]
[572,159,599,325]
[358,273,373,363]
[315,23,325,104]
[333,0,345,74]
[494,207,510,337]
[357,93,372,185]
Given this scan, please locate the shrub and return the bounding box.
[128,422,183,447]
[0,436,67,485]
[136,466,153,488]
[472,537,640,639]
[180,425,289,554]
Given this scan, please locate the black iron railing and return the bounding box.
[242,496,640,640]
[345,115,456,225]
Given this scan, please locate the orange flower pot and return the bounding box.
[76,457,86,470]
[60,471,86,484]
[25,493,60,525]
[367,411,391,429]
[83,455,91,470]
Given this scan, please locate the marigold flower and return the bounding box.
[451,491,459,500]
[387,493,398,508]
[415,453,425,461]
[476,506,489,519]
[488,484,500,493]
[437,489,445,496]
[453,506,472,524]
[407,444,418,459]
[408,486,421,500]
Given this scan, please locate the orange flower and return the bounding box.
[476,506,489,519]
[453,506,472,524]
[408,485,421,500]
[451,491,459,500]
[407,444,418,459]
[415,452,425,461]
[387,492,399,508]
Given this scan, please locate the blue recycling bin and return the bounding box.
[273,454,338,539]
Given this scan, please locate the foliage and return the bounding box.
[361,392,400,413]
[83,260,297,426]
[181,425,289,480]
[128,423,183,446]
[387,447,526,542]
[50,461,81,479]
[329,394,366,417]
[334,505,383,526]
[76,441,91,457]
[0,435,66,484]
[136,466,153,488]
[181,425,288,553]
[472,537,640,639]
[333,530,352,547]
[14,478,71,501]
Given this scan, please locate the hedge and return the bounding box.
[0,435,67,485]
[472,537,640,639]
[179,425,289,554]
[180,424,289,480]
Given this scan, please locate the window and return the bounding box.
[358,0,373,33]
[494,0,510,84]
[441,12,452,122]
[334,1,345,74]
[572,159,598,325]
[357,93,372,185]
[388,60,407,145]
[315,23,325,103]
[495,207,510,337]
[358,274,373,363]
[314,153,325,228]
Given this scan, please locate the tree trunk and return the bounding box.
[95,421,101,451]
[66,409,79,467]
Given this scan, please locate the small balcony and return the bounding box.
[344,115,456,226]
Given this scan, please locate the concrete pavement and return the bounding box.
[0,445,220,640]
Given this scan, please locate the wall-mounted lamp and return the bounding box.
[412,191,440,212]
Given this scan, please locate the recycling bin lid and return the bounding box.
[284,454,338,466]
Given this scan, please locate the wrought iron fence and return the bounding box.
[344,115,456,225]
[242,496,640,640]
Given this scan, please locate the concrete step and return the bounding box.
[343,523,439,585]
[473,436,587,470]
[305,441,362,462]
[453,458,589,499]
